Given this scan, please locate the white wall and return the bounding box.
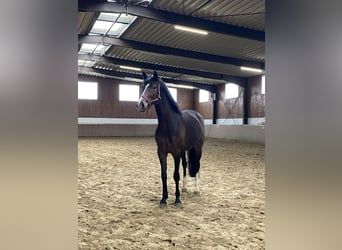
[79,121,265,143]
[205,124,265,143]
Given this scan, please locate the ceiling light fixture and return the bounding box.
[124,77,143,83]
[174,25,208,35]
[119,65,141,71]
[240,66,263,73]
[165,83,197,90]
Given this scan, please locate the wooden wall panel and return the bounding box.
[248,75,265,117]
[217,83,244,119]
[177,88,195,111]
[194,89,212,119]
[78,76,195,118]
[78,75,265,121]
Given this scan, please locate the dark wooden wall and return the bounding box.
[78,76,155,118]
[177,88,194,111]
[78,76,195,119]
[217,84,244,119]
[194,89,212,120]
[248,75,265,118]
[78,75,265,121]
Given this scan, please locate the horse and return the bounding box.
[136,70,205,207]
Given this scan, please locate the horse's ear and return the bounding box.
[142,71,147,80]
[153,70,158,80]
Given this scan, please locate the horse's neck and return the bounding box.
[155,95,180,130]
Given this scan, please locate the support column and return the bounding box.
[243,80,249,125]
[212,86,218,125]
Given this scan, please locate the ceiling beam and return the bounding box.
[78,0,265,42]
[78,35,264,69]
[78,67,216,92]
[78,54,246,86]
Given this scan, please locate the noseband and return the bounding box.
[141,82,161,105]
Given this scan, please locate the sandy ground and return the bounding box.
[78,137,265,250]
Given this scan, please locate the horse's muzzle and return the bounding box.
[136,99,148,112]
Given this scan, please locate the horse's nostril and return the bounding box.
[136,101,145,111]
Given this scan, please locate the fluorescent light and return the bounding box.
[124,77,143,83]
[174,25,208,35]
[240,66,263,73]
[119,65,141,71]
[165,83,197,90]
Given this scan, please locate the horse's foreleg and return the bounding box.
[173,154,181,207]
[158,150,168,207]
[181,152,187,193]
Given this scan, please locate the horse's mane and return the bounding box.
[158,78,181,114]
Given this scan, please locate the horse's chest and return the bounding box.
[155,125,185,150]
[156,134,183,153]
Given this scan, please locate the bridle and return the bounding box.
[141,81,161,105]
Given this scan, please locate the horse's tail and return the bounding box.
[188,147,201,177]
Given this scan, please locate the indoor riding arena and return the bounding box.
[78,136,264,249]
[78,0,265,249]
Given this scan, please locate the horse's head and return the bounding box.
[136,70,161,112]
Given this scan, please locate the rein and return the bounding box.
[141,82,161,105]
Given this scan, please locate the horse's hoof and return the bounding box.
[182,188,188,193]
[175,202,182,208]
[194,191,200,196]
[160,202,167,208]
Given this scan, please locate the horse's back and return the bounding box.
[181,110,204,149]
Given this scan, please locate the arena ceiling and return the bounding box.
[78,0,265,90]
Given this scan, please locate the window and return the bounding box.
[119,84,139,101]
[78,59,95,67]
[78,81,98,100]
[199,89,209,103]
[168,87,177,102]
[225,83,239,99]
[90,20,113,35]
[108,0,154,4]
[89,12,137,38]
[261,75,265,94]
[78,43,110,56]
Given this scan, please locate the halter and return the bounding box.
[141,82,161,105]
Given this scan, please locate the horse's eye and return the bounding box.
[152,85,157,90]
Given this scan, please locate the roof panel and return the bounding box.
[78,11,98,35]
[78,0,265,83]
[79,65,228,85]
[122,18,264,61]
[152,0,264,31]
[106,46,258,78]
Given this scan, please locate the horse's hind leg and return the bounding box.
[173,154,182,207]
[193,144,202,195]
[181,151,187,193]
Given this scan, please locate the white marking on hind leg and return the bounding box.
[194,172,200,194]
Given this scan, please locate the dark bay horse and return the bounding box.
[136,70,205,207]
